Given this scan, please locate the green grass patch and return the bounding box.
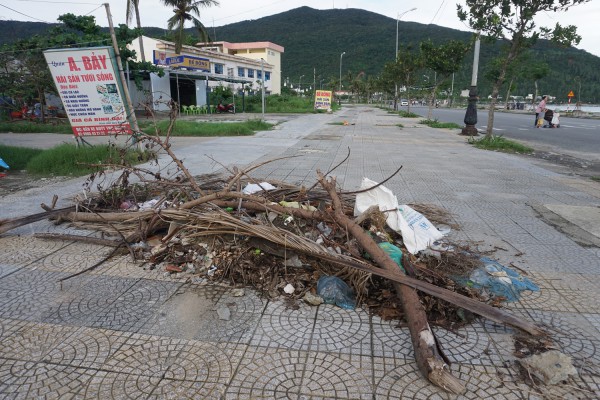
[398,110,421,118]
[0,144,44,170]
[590,176,600,182]
[419,119,462,129]
[140,119,273,136]
[25,143,149,176]
[396,123,404,128]
[0,121,72,134]
[327,122,346,125]
[469,135,533,154]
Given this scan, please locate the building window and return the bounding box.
[265,72,271,81]
[214,63,224,74]
[237,67,245,77]
[248,69,254,78]
[227,67,234,77]
[257,70,262,79]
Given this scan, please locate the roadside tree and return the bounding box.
[458,0,587,137]
[420,39,470,119]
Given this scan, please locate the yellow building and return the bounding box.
[197,41,284,96]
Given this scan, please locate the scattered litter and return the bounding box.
[354,178,443,254]
[207,265,218,276]
[461,257,539,302]
[231,288,245,297]
[279,201,317,211]
[165,264,183,273]
[283,283,295,294]
[242,182,277,194]
[317,276,356,310]
[0,156,9,170]
[137,198,162,210]
[519,350,578,385]
[303,291,324,306]
[317,222,332,237]
[283,215,294,225]
[378,241,405,273]
[284,255,303,268]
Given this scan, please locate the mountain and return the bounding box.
[2,7,599,102]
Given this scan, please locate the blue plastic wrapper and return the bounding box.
[317,276,356,310]
[378,242,405,273]
[459,257,540,302]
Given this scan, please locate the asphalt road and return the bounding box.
[407,105,600,160]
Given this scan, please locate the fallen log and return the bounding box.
[317,171,466,394]
[0,206,75,235]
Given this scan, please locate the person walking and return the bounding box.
[535,95,547,128]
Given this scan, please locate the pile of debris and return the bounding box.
[0,113,556,394]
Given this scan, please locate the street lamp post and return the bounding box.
[394,7,417,111]
[261,58,265,120]
[299,75,304,96]
[461,34,481,136]
[320,79,325,90]
[339,52,345,105]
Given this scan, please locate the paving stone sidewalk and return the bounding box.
[1,104,599,399]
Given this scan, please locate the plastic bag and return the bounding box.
[378,242,405,273]
[317,276,356,310]
[463,257,540,302]
[354,178,443,254]
[242,182,277,195]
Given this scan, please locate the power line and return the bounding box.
[0,3,51,23]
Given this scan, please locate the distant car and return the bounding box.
[400,99,409,106]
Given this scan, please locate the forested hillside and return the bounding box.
[2,6,599,102]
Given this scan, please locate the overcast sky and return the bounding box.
[1,0,598,56]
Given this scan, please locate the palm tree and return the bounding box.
[162,0,219,54]
[126,0,146,62]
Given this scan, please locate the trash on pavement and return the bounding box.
[460,257,539,302]
[242,182,277,194]
[317,276,356,310]
[354,177,443,254]
[519,350,577,385]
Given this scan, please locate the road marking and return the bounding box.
[518,128,528,131]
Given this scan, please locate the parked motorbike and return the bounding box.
[216,102,235,113]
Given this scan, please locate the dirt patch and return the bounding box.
[0,171,71,195]
[526,151,600,179]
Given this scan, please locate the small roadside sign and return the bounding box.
[568,90,575,98]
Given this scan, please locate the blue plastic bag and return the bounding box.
[317,276,356,310]
[461,257,539,302]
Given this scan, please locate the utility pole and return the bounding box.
[461,34,480,136]
[104,3,140,136]
[261,58,265,120]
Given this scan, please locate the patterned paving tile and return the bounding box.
[0,321,78,362]
[251,303,316,351]
[299,352,373,399]
[432,322,499,366]
[76,370,161,399]
[140,285,258,343]
[370,316,413,359]
[0,359,97,399]
[226,347,306,399]
[310,304,372,355]
[373,358,522,399]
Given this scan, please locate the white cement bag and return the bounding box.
[354,178,443,254]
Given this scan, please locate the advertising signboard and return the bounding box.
[314,90,333,110]
[153,50,210,72]
[44,47,131,136]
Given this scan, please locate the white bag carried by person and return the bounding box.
[354,178,443,254]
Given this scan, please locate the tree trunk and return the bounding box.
[504,77,514,110]
[317,172,466,394]
[135,4,146,63]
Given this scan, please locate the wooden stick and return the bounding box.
[33,233,122,247]
[318,171,466,394]
[0,206,75,235]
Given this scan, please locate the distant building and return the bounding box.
[127,36,284,111]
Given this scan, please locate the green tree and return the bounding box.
[161,0,219,54]
[458,0,587,137]
[420,39,470,119]
[384,45,422,112]
[522,62,550,105]
[126,0,146,62]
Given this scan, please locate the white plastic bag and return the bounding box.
[242,182,277,195]
[354,178,443,254]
